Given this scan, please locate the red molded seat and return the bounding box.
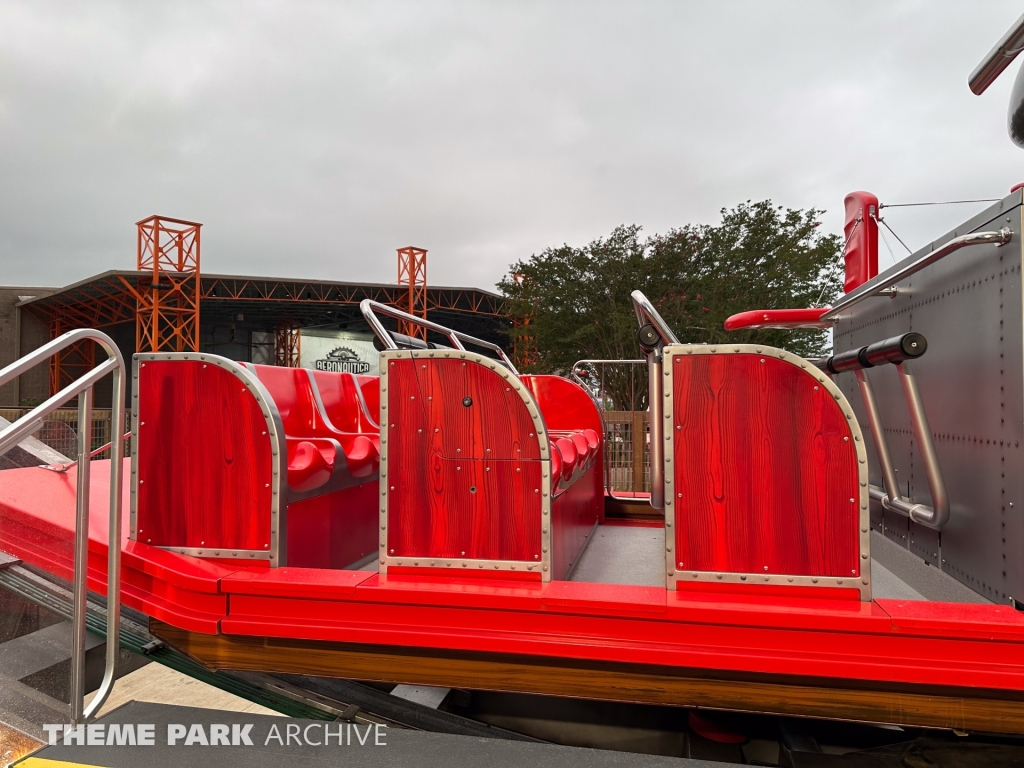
[248,365,380,487]
[311,370,377,433]
[553,436,578,485]
[356,375,380,425]
[287,439,336,492]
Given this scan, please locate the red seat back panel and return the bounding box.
[671,353,860,578]
[385,357,543,563]
[135,360,273,552]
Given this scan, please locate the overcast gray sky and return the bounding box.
[1,1,1022,292]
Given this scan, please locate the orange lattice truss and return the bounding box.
[274,321,301,368]
[511,272,538,369]
[134,215,202,353]
[396,247,427,340]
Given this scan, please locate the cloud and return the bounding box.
[0,0,1021,290]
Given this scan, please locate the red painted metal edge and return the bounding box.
[723,308,831,331]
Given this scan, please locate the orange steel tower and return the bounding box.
[396,247,427,340]
[274,320,301,367]
[133,216,202,353]
[511,272,539,369]
[48,319,96,397]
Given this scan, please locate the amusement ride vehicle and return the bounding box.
[7,8,1024,749]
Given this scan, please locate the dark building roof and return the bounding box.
[18,270,509,345]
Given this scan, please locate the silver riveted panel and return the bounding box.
[662,344,871,600]
[832,193,1022,604]
[130,353,287,566]
[378,349,554,581]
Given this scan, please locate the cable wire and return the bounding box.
[815,217,860,307]
[877,215,913,254]
[879,198,1000,208]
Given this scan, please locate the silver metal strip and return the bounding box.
[378,349,552,580]
[662,344,871,601]
[130,353,288,566]
[158,546,272,560]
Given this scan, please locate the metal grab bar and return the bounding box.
[0,329,125,724]
[821,333,950,529]
[359,299,519,375]
[629,291,677,512]
[821,228,1012,321]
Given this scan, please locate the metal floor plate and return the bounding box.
[568,525,993,604]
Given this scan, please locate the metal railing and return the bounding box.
[360,299,519,375]
[570,359,650,498]
[0,408,132,460]
[630,290,679,511]
[812,333,949,529]
[0,329,125,724]
[821,228,1012,321]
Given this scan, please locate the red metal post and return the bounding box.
[843,192,879,294]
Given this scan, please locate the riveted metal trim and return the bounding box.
[130,353,288,567]
[662,344,871,600]
[163,547,272,560]
[378,349,553,581]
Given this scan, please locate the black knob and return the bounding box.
[638,324,661,348]
[462,396,473,407]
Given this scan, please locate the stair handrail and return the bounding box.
[0,329,125,724]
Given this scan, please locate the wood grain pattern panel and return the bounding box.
[672,354,860,577]
[411,358,541,461]
[386,358,543,563]
[136,361,272,551]
[153,620,1024,735]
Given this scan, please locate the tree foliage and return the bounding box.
[499,200,842,393]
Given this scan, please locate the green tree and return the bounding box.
[498,201,842,408]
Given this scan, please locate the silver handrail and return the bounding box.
[822,228,1012,321]
[969,11,1024,95]
[0,329,125,724]
[629,291,677,512]
[844,364,949,529]
[359,299,519,375]
[571,359,647,501]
